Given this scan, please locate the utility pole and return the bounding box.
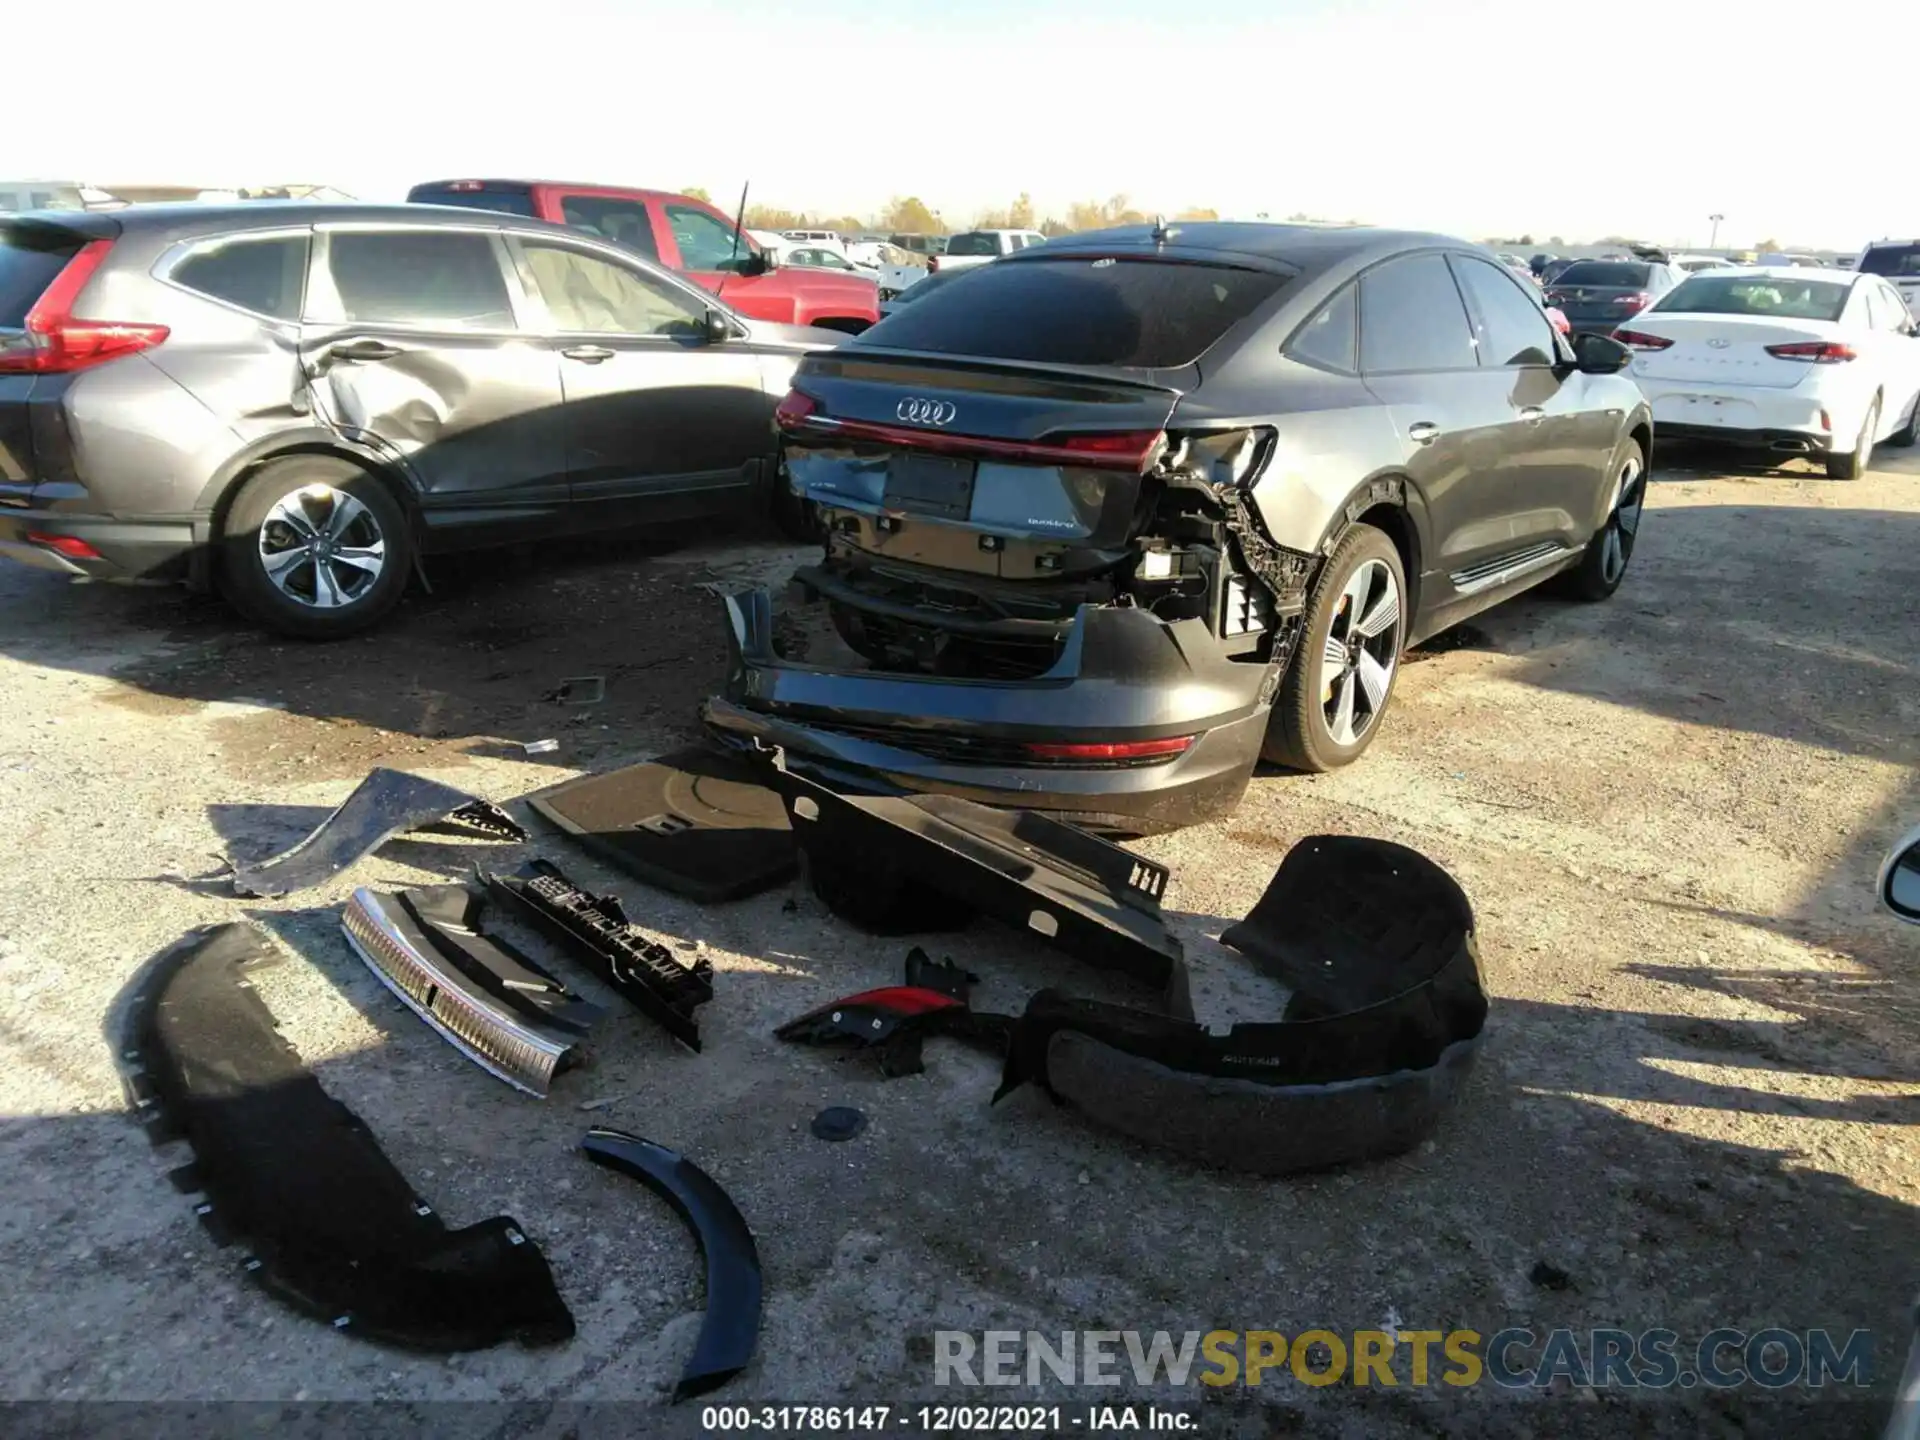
[1708,213,1724,249]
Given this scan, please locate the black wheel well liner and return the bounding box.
[1314,474,1427,620]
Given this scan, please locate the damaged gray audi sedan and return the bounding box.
[705,222,1652,832]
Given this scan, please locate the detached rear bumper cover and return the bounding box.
[121,924,575,1350]
[705,587,1269,831]
[994,836,1487,1174]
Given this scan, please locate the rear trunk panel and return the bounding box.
[1627,316,1831,388]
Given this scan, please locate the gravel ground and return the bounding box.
[0,451,1915,1439]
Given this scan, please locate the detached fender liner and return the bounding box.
[993,836,1487,1174]
[121,924,575,1350]
[581,1129,762,1400]
[229,768,527,898]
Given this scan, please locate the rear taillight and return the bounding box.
[1024,735,1194,762]
[773,388,818,430]
[0,240,168,376]
[26,532,102,561]
[1546,307,1570,335]
[1765,341,1856,363]
[1612,328,1673,351]
[1612,291,1652,313]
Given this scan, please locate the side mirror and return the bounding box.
[702,308,732,345]
[748,248,777,274]
[1880,827,1920,924]
[1570,331,1633,375]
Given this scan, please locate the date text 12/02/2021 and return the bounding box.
[701,1404,1198,1432]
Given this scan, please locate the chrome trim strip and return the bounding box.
[1448,543,1574,598]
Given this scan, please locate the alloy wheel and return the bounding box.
[1600,452,1645,586]
[1320,558,1402,747]
[257,484,387,609]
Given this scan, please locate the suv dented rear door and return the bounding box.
[300,223,569,545]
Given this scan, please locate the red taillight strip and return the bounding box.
[0,238,169,376]
[1024,735,1195,761]
[1765,341,1856,363]
[1612,328,1673,351]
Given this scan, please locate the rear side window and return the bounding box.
[1286,285,1357,372]
[1860,244,1920,278]
[1452,256,1556,366]
[172,235,309,320]
[407,184,538,218]
[1652,274,1850,322]
[863,258,1286,368]
[324,231,514,329]
[520,242,703,336]
[0,228,82,327]
[1552,261,1652,287]
[1358,253,1476,373]
[559,197,660,261]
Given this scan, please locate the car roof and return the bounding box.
[1014,222,1481,280]
[410,178,686,201]
[3,200,595,242]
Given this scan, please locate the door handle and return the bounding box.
[561,345,616,364]
[1519,406,1546,424]
[326,339,400,364]
[1408,421,1441,445]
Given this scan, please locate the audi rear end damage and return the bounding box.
[705,223,1651,833]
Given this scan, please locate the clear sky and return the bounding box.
[11,0,1908,250]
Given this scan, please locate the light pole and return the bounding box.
[1708,213,1724,249]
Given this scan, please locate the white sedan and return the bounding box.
[1613,268,1920,478]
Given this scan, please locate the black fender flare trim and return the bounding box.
[581,1128,762,1400]
[192,429,421,534]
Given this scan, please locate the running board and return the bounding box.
[1447,543,1574,598]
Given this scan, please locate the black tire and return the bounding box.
[1825,398,1878,480]
[1889,390,1920,448]
[219,455,412,639]
[1561,438,1647,602]
[1262,522,1407,772]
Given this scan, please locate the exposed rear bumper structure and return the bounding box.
[703,586,1271,834]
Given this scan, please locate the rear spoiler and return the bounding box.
[0,212,123,243]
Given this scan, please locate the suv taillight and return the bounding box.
[1765,341,1856,363]
[0,240,169,376]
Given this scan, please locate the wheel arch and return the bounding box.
[195,432,419,545]
[1311,473,1428,629]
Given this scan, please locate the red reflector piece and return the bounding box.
[1612,328,1673,351]
[1024,735,1195,761]
[827,986,964,1017]
[26,532,102,561]
[0,240,169,376]
[773,388,819,430]
[1765,341,1856,363]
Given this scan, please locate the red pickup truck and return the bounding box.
[407,179,879,333]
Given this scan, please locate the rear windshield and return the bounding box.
[0,226,83,327]
[1653,274,1851,322]
[406,184,538,218]
[1552,262,1652,287]
[861,258,1287,368]
[944,232,1001,257]
[1859,244,1920,278]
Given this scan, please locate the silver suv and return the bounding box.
[0,203,838,636]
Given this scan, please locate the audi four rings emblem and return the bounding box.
[896,397,957,427]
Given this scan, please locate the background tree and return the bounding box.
[972,192,1037,229]
[1065,195,1148,232]
[1174,207,1219,221]
[881,196,942,234]
[683,186,711,203]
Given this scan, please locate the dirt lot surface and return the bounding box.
[1,450,1916,1438]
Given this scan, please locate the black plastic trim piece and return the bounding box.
[770,752,1191,1016]
[121,923,575,1350]
[580,1128,761,1400]
[229,768,527,898]
[485,860,713,1051]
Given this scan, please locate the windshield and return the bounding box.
[943,232,1002,257]
[1551,262,1653,288]
[1653,274,1851,322]
[406,184,538,218]
[861,257,1288,367]
[1860,244,1920,278]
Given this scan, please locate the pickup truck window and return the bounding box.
[558,197,661,262]
[521,242,702,336]
[665,205,754,273]
[944,232,1002,257]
